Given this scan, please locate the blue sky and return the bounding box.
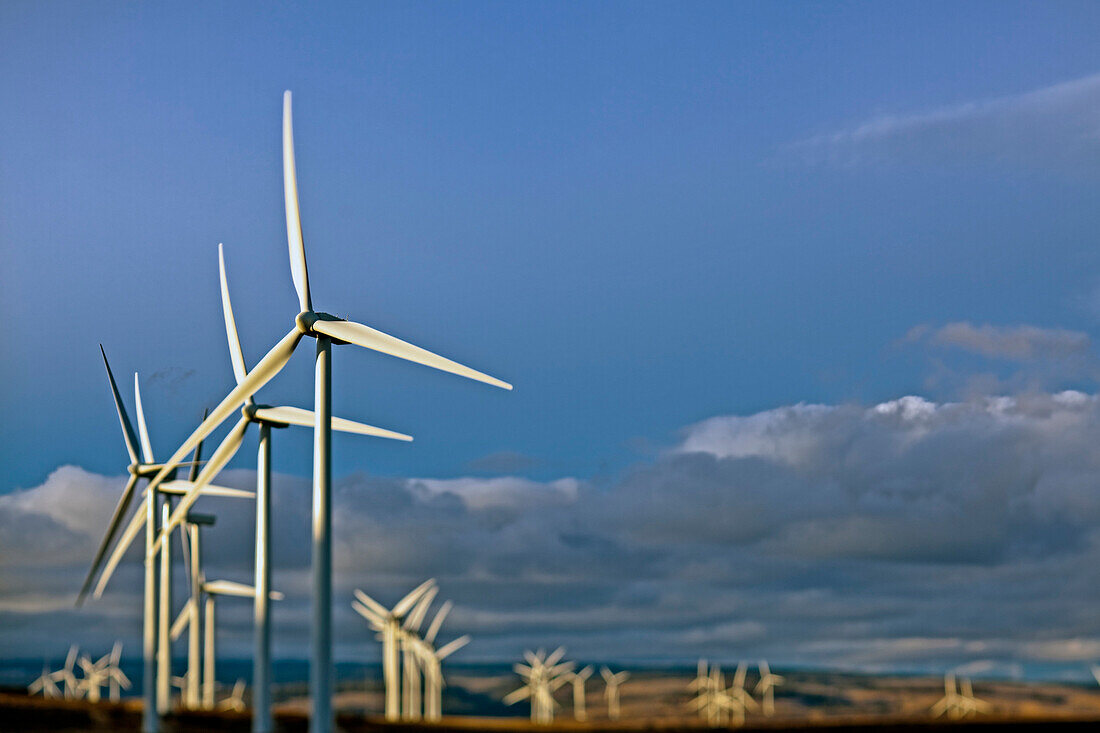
[5,2,1100,677]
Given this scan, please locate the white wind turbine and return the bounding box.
[352,579,437,720]
[79,351,251,728]
[957,677,990,718]
[223,242,412,732]
[101,642,130,702]
[399,585,439,721]
[143,91,512,733]
[569,665,593,721]
[930,672,965,719]
[410,601,469,722]
[505,648,573,724]
[77,653,110,703]
[754,659,783,717]
[49,645,82,700]
[28,665,61,699]
[719,662,758,727]
[218,679,248,712]
[689,659,721,726]
[600,666,630,721]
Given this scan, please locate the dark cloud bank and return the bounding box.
[5,388,1100,679]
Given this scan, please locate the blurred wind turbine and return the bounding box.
[957,677,990,718]
[719,662,758,727]
[505,648,573,724]
[400,585,439,721]
[49,645,81,700]
[218,679,248,712]
[601,666,630,721]
[569,665,593,721]
[77,653,110,703]
[28,665,61,699]
[689,659,720,726]
[754,659,783,717]
[411,601,469,722]
[352,579,437,721]
[143,91,511,733]
[931,672,966,720]
[1092,665,1100,686]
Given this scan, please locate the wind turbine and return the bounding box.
[79,352,250,730]
[49,645,82,700]
[28,665,61,699]
[102,642,131,702]
[505,648,573,724]
[401,586,441,721]
[689,659,720,726]
[78,653,110,703]
[719,662,758,726]
[569,665,593,721]
[218,679,248,712]
[930,672,963,719]
[220,242,412,733]
[199,579,284,710]
[410,600,469,722]
[351,579,437,720]
[600,666,629,721]
[754,659,783,717]
[957,677,990,718]
[142,91,512,733]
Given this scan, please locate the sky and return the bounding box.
[4,1,1100,680]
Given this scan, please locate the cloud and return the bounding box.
[791,72,1100,170]
[6,390,1100,677]
[906,323,1095,362]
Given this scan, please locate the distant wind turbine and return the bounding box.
[601,666,630,721]
[352,579,437,720]
[754,659,783,717]
[569,665,594,721]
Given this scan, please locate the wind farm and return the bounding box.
[8,3,1100,733]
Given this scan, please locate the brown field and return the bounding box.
[5,669,1100,732]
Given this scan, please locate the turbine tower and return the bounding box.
[142,91,512,733]
[505,648,573,724]
[410,600,469,722]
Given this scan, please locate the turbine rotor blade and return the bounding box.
[282,90,312,313]
[435,635,469,660]
[353,589,391,620]
[76,473,140,606]
[403,586,438,631]
[160,480,255,499]
[393,578,437,618]
[310,318,512,391]
[146,328,301,492]
[204,579,278,598]
[188,408,208,483]
[133,374,155,464]
[157,416,251,552]
[100,346,140,464]
[425,600,452,644]
[253,405,412,441]
[218,244,249,384]
[93,504,147,599]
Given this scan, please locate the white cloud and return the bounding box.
[792,72,1100,170]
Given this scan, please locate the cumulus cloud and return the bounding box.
[791,71,1100,170]
[6,391,1100,677]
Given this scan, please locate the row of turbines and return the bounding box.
[29,644,129,703]
[74,91,512,733]
[352,578,469,722]
[689,659,783,726]
[504,647,630,724]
